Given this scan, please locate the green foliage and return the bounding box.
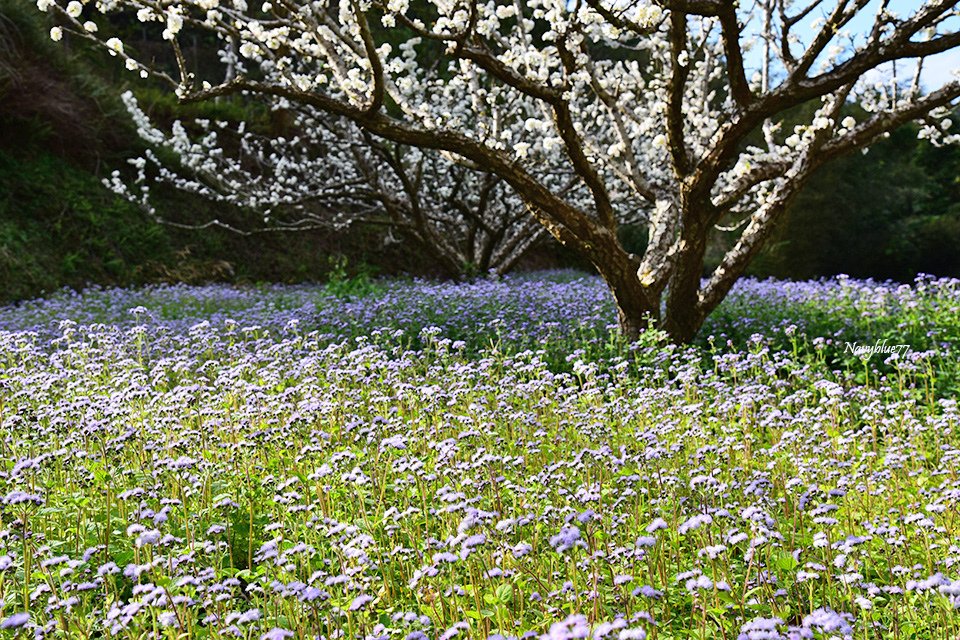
[749,113,960,281]
[132,85,271,130]
[323,255,380,300]
[0,149,169,300]
[0,144,394,302]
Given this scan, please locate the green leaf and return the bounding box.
[773,551,798,572]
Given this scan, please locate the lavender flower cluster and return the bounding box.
[0,273,958,639]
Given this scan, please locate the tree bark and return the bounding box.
[662,217,709,344]
[613,285,659,342]
[592,251,661,342]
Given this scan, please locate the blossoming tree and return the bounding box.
[41,0,960,341]
[108,92,544,275]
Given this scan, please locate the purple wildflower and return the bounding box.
[0,613,30,629]
[349,594,373,611]
[549,526,582,553]
[738,617,784,640]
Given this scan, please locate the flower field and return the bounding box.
[1,272,960,639]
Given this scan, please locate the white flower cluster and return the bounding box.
[106,92,542,273]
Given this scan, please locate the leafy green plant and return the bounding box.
[323,255,379,300]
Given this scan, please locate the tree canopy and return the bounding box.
[37,0,960,341]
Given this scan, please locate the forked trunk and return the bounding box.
[661,305,705,345]
[662,228,709,344]
[613,287,659,342]
[594,218,714,344]
[601,265,661,342]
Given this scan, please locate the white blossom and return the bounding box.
[239,42,260,58]
[105,37,123,56]
[163,9,184,40]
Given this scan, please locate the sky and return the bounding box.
[739,0,959,92]
[913,49,960,90]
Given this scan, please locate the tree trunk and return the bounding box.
[595,255,661,342]
[662,221,709,344]
[613,288,659,341]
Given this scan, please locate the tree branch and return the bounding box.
[667,8,692,176]
[352,1,385,114]
[717,2,754,107]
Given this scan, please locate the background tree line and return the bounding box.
[1,0,958,305]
